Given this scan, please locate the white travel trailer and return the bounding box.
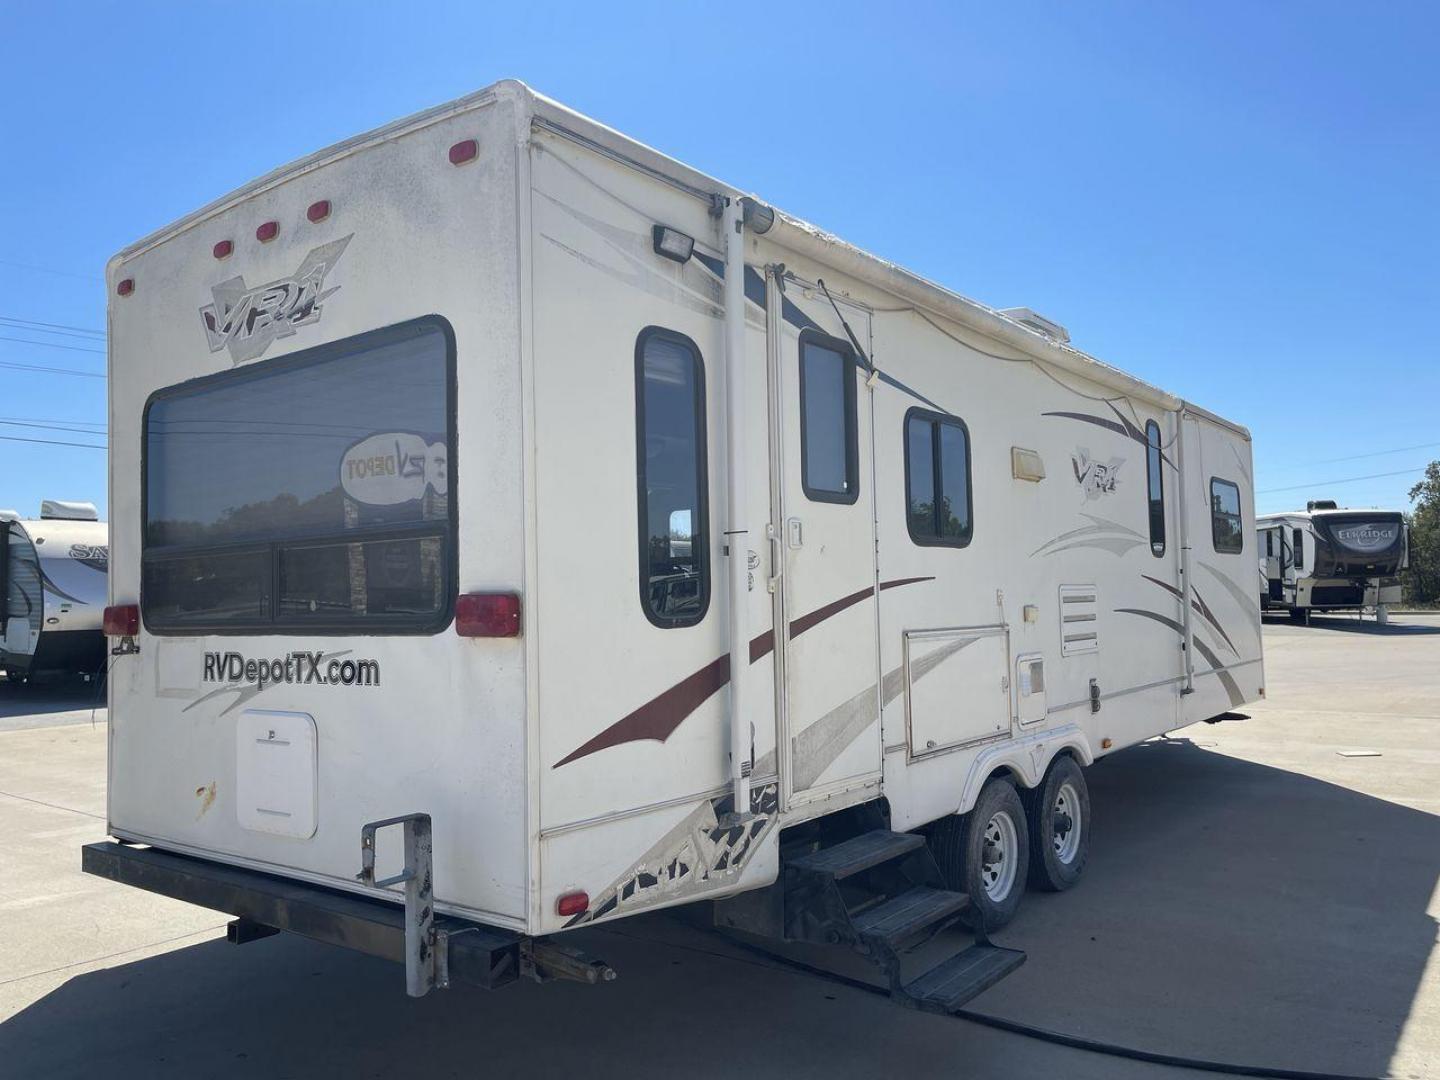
[87,81,1262,1008]
[1,501,108,682]
[1258,501,1407,624]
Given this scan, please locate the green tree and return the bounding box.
[1402,461,1440,604]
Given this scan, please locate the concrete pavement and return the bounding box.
[1,616,1437,1078]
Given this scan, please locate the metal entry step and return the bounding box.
[902,943,1027,1013]
[789,829,925,880]
[851,885,968,949]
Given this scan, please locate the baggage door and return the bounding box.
[770,308,880,810]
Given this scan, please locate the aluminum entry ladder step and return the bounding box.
[850,885,968,948]
[788,830,926,880]
[902,943,1027,1014]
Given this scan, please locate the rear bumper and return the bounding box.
[81,841,521,990]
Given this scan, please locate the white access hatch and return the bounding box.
[236,710,319,839]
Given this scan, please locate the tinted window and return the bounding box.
[142,317,454,633]
[1146,420,1165,557]
[1293,527,1304,569]
[905,410,972,547]
[799,334,858,503]
[1210,478,1243,554]
[636,328,709,628]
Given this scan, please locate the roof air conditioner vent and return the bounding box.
[41,500,99,521]
[999,307,1070,344]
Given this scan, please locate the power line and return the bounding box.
[0,419,108,435]
[0,360,105,379]
[0,433,105,450]
[1256,467,1425,494]
[1311,440,1440,465]
[0,314,105,338]
[0,333,105,355]
[0,415,105,430]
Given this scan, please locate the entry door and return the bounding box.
[773,324,880,808]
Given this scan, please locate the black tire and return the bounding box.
[1023,755,1090,892]
[929,777,1029,931]
[1288,607,1307,623]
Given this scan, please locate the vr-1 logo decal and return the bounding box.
[1072,447,1123,501]
[203,650,380,688]
[200,235,353,364]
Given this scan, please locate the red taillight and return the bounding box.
[556,891,589,917]
[256,220,279,242]
[103,604,139,636]
[213,239,233,259]
[455,592,521,638]
[448,139,478,166]
[307,199,331,223]
[116,278,134,297]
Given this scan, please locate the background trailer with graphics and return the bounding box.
[1258,501,1407,624]
[1,501,108,682]
[87,81,1263,1008]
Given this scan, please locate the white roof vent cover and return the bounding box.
[999,307,1070,344]
[40,500,99,521]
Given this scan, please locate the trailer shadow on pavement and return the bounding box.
[1261,613,1440,636]
[2,736,1435,1079]
[0,678,104,730]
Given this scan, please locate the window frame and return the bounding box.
[1209,477,1244,555]
[1293,527,1304,569]
[634,325,711,630]
[797,329,860,506]
[902,407,974,549]
[140,315,458,636]
[1145,419,1166,558]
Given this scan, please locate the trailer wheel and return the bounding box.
[930,777,1029,931]
[1023,755,1090,892]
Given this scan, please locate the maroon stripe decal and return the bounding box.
[552,577,933,768]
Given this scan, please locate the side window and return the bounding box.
[1210,478,1243,554]
[1293,527,1304,569]
[1145,420,1165,557]
[904,409,973,547]
[799,332,858,504]
[636,327,709,628]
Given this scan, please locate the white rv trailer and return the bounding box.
[87,81,1262,1008]
[1,501,108,682]
[1258,500,1407,624]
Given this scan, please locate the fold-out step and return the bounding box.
[902,943,1027,1013]
[851,885,968,948]
[788,830,925,880]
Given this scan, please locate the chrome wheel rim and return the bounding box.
[981,811,1019,901]
[1053,781,1082,864]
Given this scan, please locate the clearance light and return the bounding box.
[449,139,478,166]
[103,604,140,636]
[556,891,589,917]
[651,224,694,264]
[455,592,522,638]
[307,200,331,223]
[213,240,233,260]
[256,220,279,243]
[116,278,134,297]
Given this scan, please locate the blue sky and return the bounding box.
[1,1,1436,521]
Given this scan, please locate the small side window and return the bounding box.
[904,409,973,547]
[1145,420,1165,557]
[1210,478,1243,554]
[1293,527,1304,569]
[799,331,858,504]
[636,328,709,628]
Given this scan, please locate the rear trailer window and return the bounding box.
[1210,478,1243,554]
[142,317,455,633]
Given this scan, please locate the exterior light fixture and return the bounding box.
[652,224,694,264]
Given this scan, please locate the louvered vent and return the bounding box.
[1059,585,1099,656]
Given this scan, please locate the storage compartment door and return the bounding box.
[906,627,1010,756]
